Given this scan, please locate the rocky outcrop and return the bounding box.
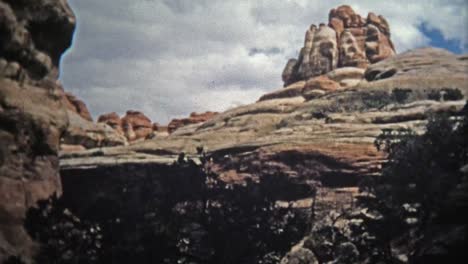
[121,110,153,141]
[168,111,218,133]
[97,111,153,142]
[97,111,169,143]
[61,48,467,188]
[61,91,93,122]
[0,0,75,261]
[62,110,127,149]
[282,5,395,86]
[260,67,365,101]
[97,112,123,134]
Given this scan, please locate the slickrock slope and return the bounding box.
[60,48,467,188]
[167,111,218,133]
[0,0,75,261]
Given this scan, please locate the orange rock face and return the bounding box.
[62,92,93,121]
[121,110,153,141]
[98,112,123,134]
[97,111,157,141]
[168,111,218,133]
[282,5,395,86]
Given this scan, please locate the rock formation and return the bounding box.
[61,91,93,122]
[58,91,128,150]
[97,110,154,143]
[61,47,467,182]
[121,110,153,141]
[62,109,127,149]
[59,47,467,262]
[167,111,218,133]
[282,5,395,86]
[0,0,75,261]
[98,112,123,134]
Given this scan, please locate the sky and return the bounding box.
[60,0,468,124]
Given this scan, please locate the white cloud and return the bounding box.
[60,0,468,123]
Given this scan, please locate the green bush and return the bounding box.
[392,88,412,104]
[443,88,464,101]
[25,151,312,264]
[428,88,464,101]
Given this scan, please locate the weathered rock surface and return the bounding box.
[61,91,93,121]
[282,5,395,86]
[60,48,467,191]
[62,110,127,149]
[0,0,75,261]
[168,111,218,133]
[260,67,365,102]
[121,110,153,141]
[97,112,123,134]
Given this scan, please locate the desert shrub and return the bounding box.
[361,91,393,109]
[427,90,441,101]
[392,88,412,104]
[24,195,102,264]
[428,88,464,101]
[25,150,311,264]
[443,88,464,101]
[357,101,468,262]
[305,101,468,263]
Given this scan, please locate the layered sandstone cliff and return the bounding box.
[0,0,75,261]
[61,47,467,185]
[59,47,467,262]
[2,2,467,261]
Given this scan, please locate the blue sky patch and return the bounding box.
[419,23,464,54]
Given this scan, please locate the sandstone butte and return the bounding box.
[1,1,468,262]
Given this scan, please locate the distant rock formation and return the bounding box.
[97,110,154,142]
[62,47,468,195]
[168,111,218,133]
[61,91,93,122]
[0,0,75,261]
[62,109,127,149]
[121,110,153,141]
[282,5,395,86]
[97,112,123,134]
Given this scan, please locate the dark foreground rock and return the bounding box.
[0,0,75,262]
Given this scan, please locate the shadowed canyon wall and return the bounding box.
[0,0,75,261]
